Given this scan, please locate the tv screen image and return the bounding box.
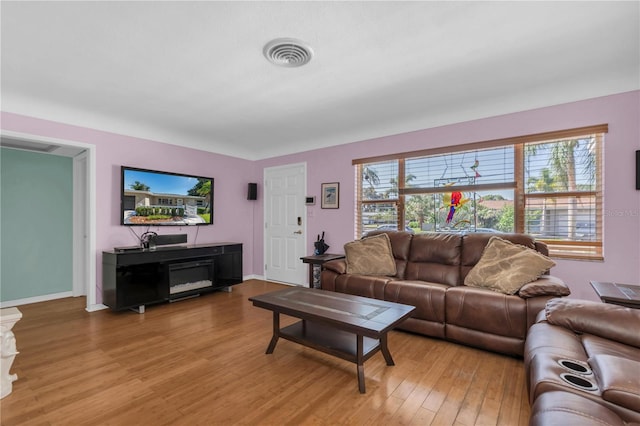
[121,166,214,226]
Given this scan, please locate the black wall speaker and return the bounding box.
[636,150,640,190]
[248,183,258,200]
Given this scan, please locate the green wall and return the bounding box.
[1,148,73,302]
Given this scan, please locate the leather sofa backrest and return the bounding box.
[535,241,549,256]
[405,233,462,285]
[364,230,545,286]
[364,230,413,278]
[544,298,640,349]
[460,233,538,282]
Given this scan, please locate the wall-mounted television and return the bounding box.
[121,166,214,226]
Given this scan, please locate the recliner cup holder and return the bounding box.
[560,372,598,391]
[558,359,592,375]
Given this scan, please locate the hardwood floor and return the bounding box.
[1,280,530,425]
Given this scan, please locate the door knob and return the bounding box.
[293,230,302,234]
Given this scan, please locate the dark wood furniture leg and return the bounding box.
[308,266,314,289]
[380,332,395,366]
[356,334,366,393]
[266,311,280,354]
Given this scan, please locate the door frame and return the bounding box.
[72,150,88,298]
[263,162,307,285]
[1,130,97,311]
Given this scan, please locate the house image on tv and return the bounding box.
[123,189,208,225]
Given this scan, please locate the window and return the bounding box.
[354,125,606,260]
[523,134,603,258]
[356,161,399,232]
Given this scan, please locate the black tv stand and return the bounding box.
[102,242,243,312]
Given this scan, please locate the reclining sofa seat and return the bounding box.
[321,231,569,356]
[525,299,640,425]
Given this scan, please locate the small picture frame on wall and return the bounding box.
[321,182,340,209]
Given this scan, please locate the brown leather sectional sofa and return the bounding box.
[525,299,640,425]
[321,230,570,356]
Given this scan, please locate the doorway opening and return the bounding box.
[0,131,96,311]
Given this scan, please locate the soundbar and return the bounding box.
[151,233,188,246]
[114,234,188,252]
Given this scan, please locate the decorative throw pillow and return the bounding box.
[344,233,397,276]
[464,236,556,295]
[518,275,570,298]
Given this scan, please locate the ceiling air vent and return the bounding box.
[263,38,313,68]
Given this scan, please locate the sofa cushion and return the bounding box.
[545,298,640,349]
[529,391,627,426]
[590,354,640,412]
[518,275,570,298]
[461,233,538,279]
[581,334,640,361]
[344,233,396,276]
[365,230,413,278]
[464,236,556,294]
[405,233,462,286]
[333,274,390,300]
[384,280,447,323]
[446,285,527,340]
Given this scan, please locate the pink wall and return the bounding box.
[2,90,639,304]
[1,112,260,304]
[257,91,640,301]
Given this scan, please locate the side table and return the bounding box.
[590,281,640,309]
[300,253,345,288]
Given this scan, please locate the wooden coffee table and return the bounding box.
[249,287,415,393]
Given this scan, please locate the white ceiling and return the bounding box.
[2,1,638,160]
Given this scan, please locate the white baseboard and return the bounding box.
[0,291,74,308]
[243,274,265,281]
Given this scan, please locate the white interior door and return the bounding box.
[264,163,307,285]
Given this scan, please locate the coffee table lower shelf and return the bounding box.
[267,319,394,394]
[280,320,381,364]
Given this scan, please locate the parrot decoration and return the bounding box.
[470,159,481,178]
[443,190,470,224]
[447,191,462,223]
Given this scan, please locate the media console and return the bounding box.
[102,243,242,313]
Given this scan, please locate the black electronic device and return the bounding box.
[121,166,214,226]
[151,233,188,246]
[247,183,258,200]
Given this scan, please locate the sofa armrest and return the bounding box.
[323,259,346,275]
[518,275,570,298]
[545,298,640,348]
[590,354,640,412]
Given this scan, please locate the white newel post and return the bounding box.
[0,307,22,399]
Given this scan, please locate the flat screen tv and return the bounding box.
[121,166,214,226]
